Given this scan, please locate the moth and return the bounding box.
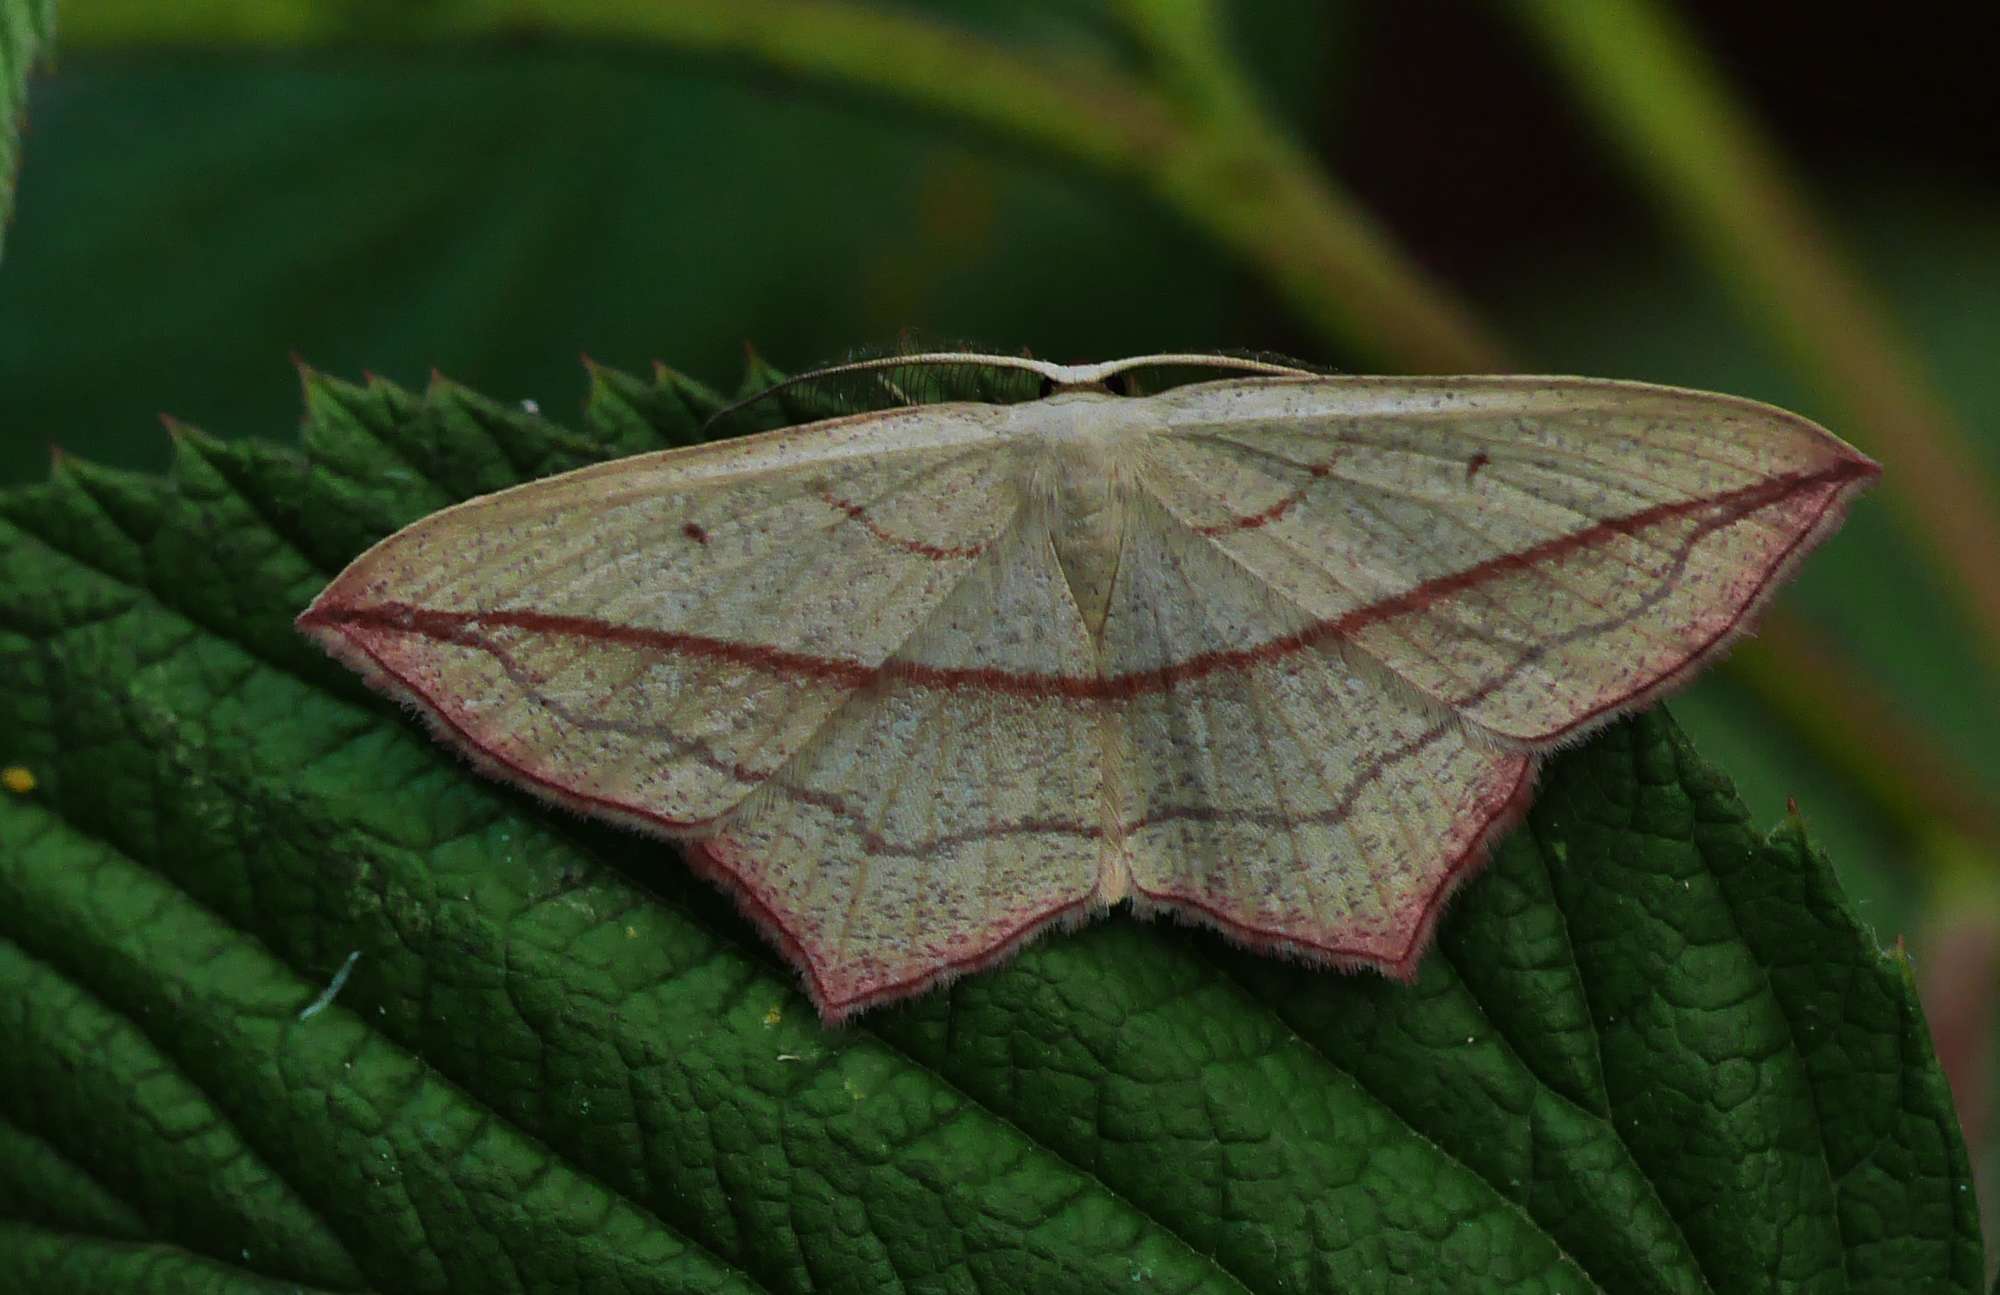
[299,352,1877,1021]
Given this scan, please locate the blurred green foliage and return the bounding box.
[0,52,1234,477]
[0,0,58,254]
[2,0,1997,1256]
[1494,188,2000,918]
[11,24,1995,904]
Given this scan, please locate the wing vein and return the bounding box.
[1134,459,1493,713]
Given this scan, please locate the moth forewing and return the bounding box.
[300,354,1877,1022]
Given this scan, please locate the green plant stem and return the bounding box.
[53,0,1995,867]
[1101,0,1501,367]
[1512,0,2000,678]
[1733,611,2000,854]
[1,0,60,259]
[59,0,1504,373]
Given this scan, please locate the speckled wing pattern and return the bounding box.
[1109,378,1872,975]
[300,365,1877,1021]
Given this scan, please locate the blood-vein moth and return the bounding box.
[298,352,1877,1022]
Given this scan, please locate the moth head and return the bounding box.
[705,349,1326,439]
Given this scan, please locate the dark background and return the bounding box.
[4,0,1996,1245]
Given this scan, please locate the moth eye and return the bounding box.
[1103,372,1131,396]
[1038,375,1057,399]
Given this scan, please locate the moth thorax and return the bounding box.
[1044,442,1130,645]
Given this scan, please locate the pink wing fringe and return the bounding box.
[300,443,1878,1024]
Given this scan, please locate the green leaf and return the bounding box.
[0,47,1260,488]
[0,0,54,258]
[0,365,1981,1292]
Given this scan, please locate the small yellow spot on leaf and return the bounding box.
[625,925,638,939]
[2,766,35,795]
[763,1004,783,1027]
